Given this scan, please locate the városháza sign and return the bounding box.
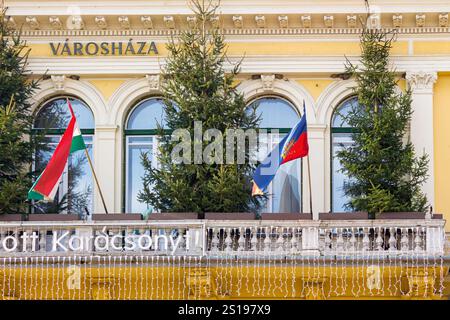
[49,39,159,56]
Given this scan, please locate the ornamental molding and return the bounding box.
[95,16,107,30]
[278,15,288,28]
[118,16,130,29]
[24,56,450,76]
[255,15,266,28]
[32,78,108,124]
[416,13,426,27]
[67,15,84,30]
[260,74,276,91]
[347,15,357,28]
[164,16,175,29]
[141,16,153,29]
[439,13,448,27]
[406,71,437,92]
[146,74,161,91]
[301,15,312,28]
[16,26,450,38]
[232,15,243,29]
[50,75,66,91]
[393,14,403,28]
[323,15,334,28]
[49,16,62,30]
[25,16,39,30]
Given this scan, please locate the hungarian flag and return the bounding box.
[28,99,86,201]
[252,101,309,196]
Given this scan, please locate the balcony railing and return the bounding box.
[0,217,446,257]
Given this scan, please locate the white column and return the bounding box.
[406,71,437,209]
[93,125,118,214]
[304,125,326,220]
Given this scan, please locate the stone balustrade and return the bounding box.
[0,218,445,257]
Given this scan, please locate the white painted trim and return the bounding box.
[30,78,108,124]
[237,78,316,122]
[25,55,450,75]
[6,0,450,15]
[108,77,163,126]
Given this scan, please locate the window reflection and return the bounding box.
[250,97,302,213]
[331,96,358,212]
[125,98,166,214]
[33,97,94,215]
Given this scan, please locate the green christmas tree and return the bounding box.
[138,0,260,214]
[337,25,429,217]
[0,9,43,215]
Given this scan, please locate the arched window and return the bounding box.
[331,96,358,212]
[125,97,167,213]
[247,96,302,213]
[33,97,95,215]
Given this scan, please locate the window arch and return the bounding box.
[33,97,95,215]
[247,96,302,213]
[124,97,167,214]
[331,96,358,212]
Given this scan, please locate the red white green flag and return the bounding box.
[28,99,86,201]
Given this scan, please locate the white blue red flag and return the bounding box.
[252,101,309,196]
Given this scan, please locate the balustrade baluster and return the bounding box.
[336,228,344,253]
[211,228,219,252]
[362,228,370,252]
[401,228,409,252]
[349,228,357,252]
[39,227,47,253]
[324,229,332,253]
[276,227,284,252]
[237,228,245,252]
[414,227,422,252]
[224,228,232,253]
[376,228,384,252]
[388,227,397,252]
[290,227,298,254]
[263,227,271,253]
[250,227,258,251]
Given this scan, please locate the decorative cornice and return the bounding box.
[15,26,450,38]
[324,15,334,28]
[49,16,62,30]
[439,13,448,27]
[95,16,107,30]
[278,15,288,28]
[164,16,175,29]
[255,15,265,28]
[118,16,130,29]
[210,15,220,28]
[416,13,426,27]
[301,15,312,28]
[347,15,357,28]
[187,16,197,28]
[393,14,403,28]
[141,16,153,29]
[406,71,437,93]
[25,16,39,30]
[232,15,243,29]
[368,13,381,29]
[6,11,450,33]
[67,15,84,30]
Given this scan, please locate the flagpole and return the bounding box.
[84,148,109,214]
[65,96,108,214]
[307,155,313,217]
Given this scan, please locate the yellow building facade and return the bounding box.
[1,0,450,300]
